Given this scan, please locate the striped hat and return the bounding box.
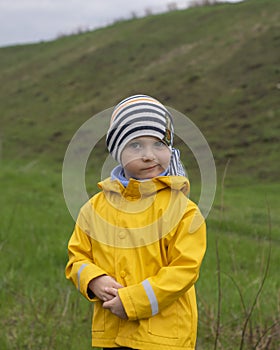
[106,94,185,176]
[106,94,174,162]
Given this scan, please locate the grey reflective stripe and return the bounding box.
[77,263,88,291]
[142,279,159,316]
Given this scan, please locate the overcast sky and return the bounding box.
[0,0,241,48]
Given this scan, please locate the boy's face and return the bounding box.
[121,136,171,180]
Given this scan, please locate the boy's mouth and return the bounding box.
[142,165,159,171]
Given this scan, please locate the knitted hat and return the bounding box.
[106,94,174,163]
[106,94,185,176]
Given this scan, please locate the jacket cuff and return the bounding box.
[118,283,152,320]
[77,263,106,301]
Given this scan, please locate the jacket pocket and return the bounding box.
[92,301,105,332]
[148,302,178,338]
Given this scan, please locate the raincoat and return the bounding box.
[65,175,206,349]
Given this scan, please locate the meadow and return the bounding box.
[0,0,279,348]
[0,158,279,349]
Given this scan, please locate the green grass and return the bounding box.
[0,160,279,349]
[196,182,280,349]
[0,161,93,349]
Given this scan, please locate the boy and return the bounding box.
[65,94,207,349]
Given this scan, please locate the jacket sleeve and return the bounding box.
[118,202,207,320]
[65,208,107,301]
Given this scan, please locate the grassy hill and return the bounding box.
[0,0,279,182]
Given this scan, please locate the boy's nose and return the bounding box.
[142,147,155,161]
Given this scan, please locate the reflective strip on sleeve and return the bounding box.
[77,263,88,291]
[142,279,159,316]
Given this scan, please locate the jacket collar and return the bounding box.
[98,175,189,198]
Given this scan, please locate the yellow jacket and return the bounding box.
[65,175,206,350]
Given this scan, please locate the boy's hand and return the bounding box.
[88,275,123,301]
[102,293,128,320]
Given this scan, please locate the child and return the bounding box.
[65,94,207,350]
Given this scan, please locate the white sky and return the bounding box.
[0,0,241,47]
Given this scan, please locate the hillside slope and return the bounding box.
[0,0,279,181]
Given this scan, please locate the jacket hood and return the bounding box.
[98,175,189,198]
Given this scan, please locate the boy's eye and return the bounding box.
[128,142,141,149]
[154,141,165,147]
